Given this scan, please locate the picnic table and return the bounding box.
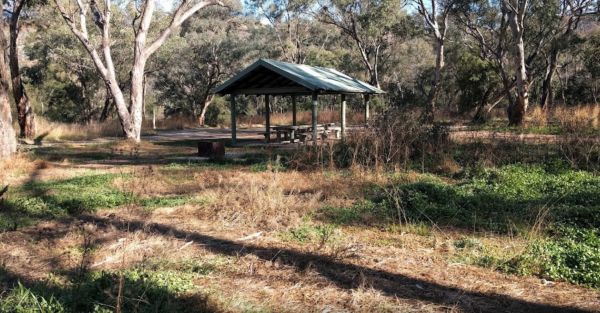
[272,125,309,142]
[266,124,341,143]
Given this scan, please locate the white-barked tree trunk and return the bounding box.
[54,0,225,141]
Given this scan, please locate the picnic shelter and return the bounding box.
[213,59,385,145]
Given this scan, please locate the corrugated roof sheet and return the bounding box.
[214,59,385,95]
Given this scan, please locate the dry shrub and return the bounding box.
[554,105,600,133]
[553,105,600,132]
[0,154,40,185]
[292,110,450,171]
[527,106,549,128]
[558,137,600,172]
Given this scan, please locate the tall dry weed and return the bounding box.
[553,105,600,132]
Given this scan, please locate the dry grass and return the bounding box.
[552,104,600,132]
[478,104,600,131]
[33,117,124,142]
[144,115,200,131]
[0,153,41,185]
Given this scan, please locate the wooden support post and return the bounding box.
[340,94,346,139]
[312,92,318,145]
[230,94,237,146]
[292,95,297,126]
[265,94,271,142]
[364,94,370,125]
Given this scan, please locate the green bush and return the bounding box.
[204,97,230,127]
[510,227,600,288]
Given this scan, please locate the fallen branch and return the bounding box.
[179,241,194,250]
[237,232,263,241]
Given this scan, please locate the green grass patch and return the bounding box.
[160,152,276,171]
[281,220,340,247]
[0,259,222,313]
[0,174,132,231]
[0,173,216,230]
[139,195,210,211]
[373,164,600,233]
[317,165,600,288]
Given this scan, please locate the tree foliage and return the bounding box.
[10,0,599,130]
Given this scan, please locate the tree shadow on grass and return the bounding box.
[0,171,132,232]
[0,264,218,313]
[0,213,218,313]
[79,214,596,313]
[153,137,261,148]
[31,140,281,169]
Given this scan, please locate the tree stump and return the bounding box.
[198,141,225,158]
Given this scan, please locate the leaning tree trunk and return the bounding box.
[471,88,493,124]
[9,0,35,139]
[197,95,214,126]
[0,23,17,158]
[99,87,114,122]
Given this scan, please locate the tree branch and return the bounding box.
[144,0,226,58]
[53,0,109,77]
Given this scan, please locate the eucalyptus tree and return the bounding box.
[4,0,46,138]
[454,0,514,121]
[53,0,232,141]
[456,0,560,124]
[155,8,254,125]
[0,20,16,158]
[318,0,406,89]
[246,0,321,64]
[583,29,600,104]
[501,0,535,125]
[539,0,597,108]
[25,4,128,123]
[413,0,456,122]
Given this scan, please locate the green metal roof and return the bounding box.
[214,59,385,95]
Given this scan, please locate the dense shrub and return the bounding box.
[315,165,600,288]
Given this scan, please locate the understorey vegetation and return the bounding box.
[1,138,600,312]
[286,112,600,290]
[315,164,600,288]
